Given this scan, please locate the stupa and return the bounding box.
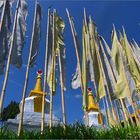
[86,88,103,127]
[6,70,60,131]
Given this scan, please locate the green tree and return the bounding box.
[1,101,20,121]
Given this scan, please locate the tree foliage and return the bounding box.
[1,101,20,121]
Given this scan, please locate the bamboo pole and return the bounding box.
[66,9,89,126]
[17,0,38,136]
[0,0,7,32]
[41,8,50,133]
[0,0,20,119]
[57,48,66,129]
[49,90,53,130]
[0,0,7,124]
[118,40,140,126]
[49,9,55,130]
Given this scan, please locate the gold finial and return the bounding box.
[29,69,45,97]
[87,88,98,112]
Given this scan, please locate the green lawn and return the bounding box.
[0,123,140,139]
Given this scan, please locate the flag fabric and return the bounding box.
[29,3,42,67]
[88,17,106,101]
[70,15,81,89]
[55,12,66,90]
[99,37,116,99]
[0,1,12,74]
[11,0,28,68]
[88,17,100,87]
[131,40,140,63]
[47,10,65,95]
[71,66,81,89]
[122,28,140,93]
[82,19,89,110]
[111,27,130,99]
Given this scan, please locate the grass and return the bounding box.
[0,122,140,139]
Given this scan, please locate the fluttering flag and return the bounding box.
[47,10,65,95]
[70,15,81,90]
[122,28,140,93]
[111,27,130,99]
[131,40,140,63]
[11,0,28,68]
[0,1,12,74]
[71,66,81,89]
[88,17,105,101]
[29,3,42,67]
[82,19,88,110]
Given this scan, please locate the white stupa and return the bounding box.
[84,88,103,127]
[6,70,60,131]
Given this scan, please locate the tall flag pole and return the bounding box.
[82,8,89,125]
[55,11,66,129]
[18,0,42,136]
[41,8,50,133]
[0,0,19,119]
[57,47,66,129]
[66,9,89,126]
[0,0,7,31]
[111,27,140,126]
[49,9,55,130]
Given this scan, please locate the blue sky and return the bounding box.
[1,0,140,124]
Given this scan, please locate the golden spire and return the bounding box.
[87,88,99,112]
[29,70,46,97]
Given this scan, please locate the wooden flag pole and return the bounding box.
[57,48,66,130]
[0,0,7,32]
[41,8,50,133]
[0,0,7,118]
[66,9,89,126]
[17,0,38,136]
[118,43,140,126]
[49,9,55,130]
[49,90,53,130]
[0,0,20,119]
